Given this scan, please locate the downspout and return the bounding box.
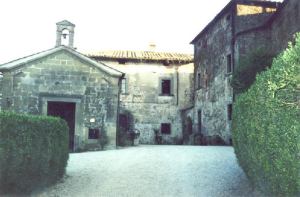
[176,66,179,106]
[231,3,236,74]
[116,73,125,148]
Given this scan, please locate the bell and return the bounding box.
[62,33,68,39]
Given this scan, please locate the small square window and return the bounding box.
[161,79,171,95]
[89,128,100,139]
[161,123,171,134]
[226,14,231,22]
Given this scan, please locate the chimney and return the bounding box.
[148,42,156,51]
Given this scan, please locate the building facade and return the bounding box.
[189,0,300,145]
[88,50,193,144]
[0,21,124,151]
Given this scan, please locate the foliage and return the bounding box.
[232,34,300,196]
[0,111,69,194]
[231,48,274,94]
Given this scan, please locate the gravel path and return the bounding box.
[34,145,264,197]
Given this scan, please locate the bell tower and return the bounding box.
[56,20,75,48]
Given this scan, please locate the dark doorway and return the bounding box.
[198,110,202,133]
[47,101,76,151]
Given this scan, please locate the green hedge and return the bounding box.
[0,112,69,194]
[232,34,300,196]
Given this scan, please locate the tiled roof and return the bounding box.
[86,50,193,63]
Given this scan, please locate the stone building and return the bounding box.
[188,0,300,145]
[87,49,193,144]
[0,20,124,151]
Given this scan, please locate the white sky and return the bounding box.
[0,0,233,64]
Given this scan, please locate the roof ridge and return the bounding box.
[0,47,59,67]
[0,46,124,77]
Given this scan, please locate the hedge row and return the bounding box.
[232,34,300,196]
[0,112,69,194]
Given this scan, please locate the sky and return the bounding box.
[0,0,234,64]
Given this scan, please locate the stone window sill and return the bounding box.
[159,94,174,97]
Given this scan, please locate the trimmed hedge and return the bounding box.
[0,111,69,194]
[232,34,300,196]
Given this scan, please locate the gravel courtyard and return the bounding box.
[34,145,263,197]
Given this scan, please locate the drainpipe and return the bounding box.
[176,66,179,106]
[116,73,125,148]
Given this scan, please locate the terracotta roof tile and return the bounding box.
[85,50,193,63]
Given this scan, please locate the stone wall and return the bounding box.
[104,60,193,144]
[234,0,300,65]
[270,0,300,54]
[0,73,2,111]
[193,7,233,144]
[191,1,280,145]
[0,50,120,151]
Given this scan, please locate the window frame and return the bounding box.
[159,77,173,96]
[120,77,128,95]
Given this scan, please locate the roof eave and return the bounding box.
[0,46,124,78]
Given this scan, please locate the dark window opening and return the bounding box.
[227,104,233,121]
[198,110,202,133]
[197,72,201,89]
[161,123,171,134]
[89,128,100,139]
[227,54,232,73]
[161,79,171,95]
[226,14,231,22]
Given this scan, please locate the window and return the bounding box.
[88,128,100,139]
[161,123,171,134]
[198,110,202,133]
[161,79,171,95]
[227,54,232,73]
[197,72,201,89]
[121,78,127,94]
[226,14,231,22]
[227,104,233,121]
